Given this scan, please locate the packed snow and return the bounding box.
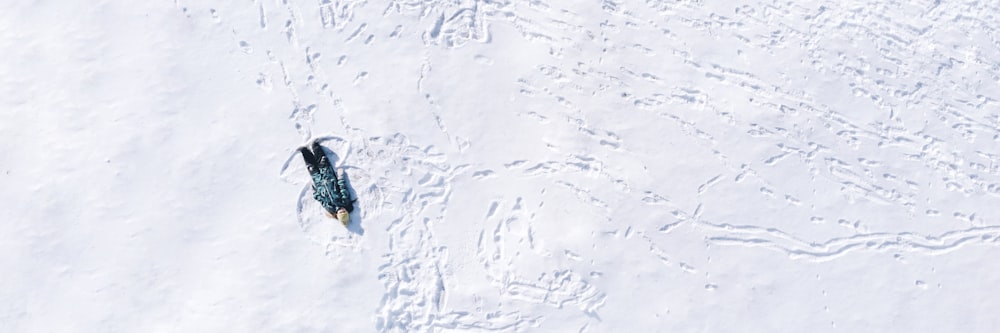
[4,0,1000,331]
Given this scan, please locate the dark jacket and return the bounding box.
[309,167,353,214]
[300,143,354,216]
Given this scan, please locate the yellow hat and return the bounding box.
[336,208,350,226]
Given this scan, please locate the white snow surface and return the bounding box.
[4,0,1000,331]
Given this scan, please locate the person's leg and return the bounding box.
[299,147,319,173]
[312,142,331,170]
[311,143,342,199]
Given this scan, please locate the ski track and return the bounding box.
[181,0,1000,330]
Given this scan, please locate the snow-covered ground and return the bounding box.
[4,0,1000,331]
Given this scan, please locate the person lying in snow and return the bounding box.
[299,141,355,226]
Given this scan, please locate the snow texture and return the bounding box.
[4,0,1000,331]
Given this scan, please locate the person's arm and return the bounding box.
[337,171,354,212]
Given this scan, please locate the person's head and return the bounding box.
[336,207,350,226]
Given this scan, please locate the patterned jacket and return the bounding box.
[310,166,353,215]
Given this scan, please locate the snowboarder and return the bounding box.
[299,141,355,226]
